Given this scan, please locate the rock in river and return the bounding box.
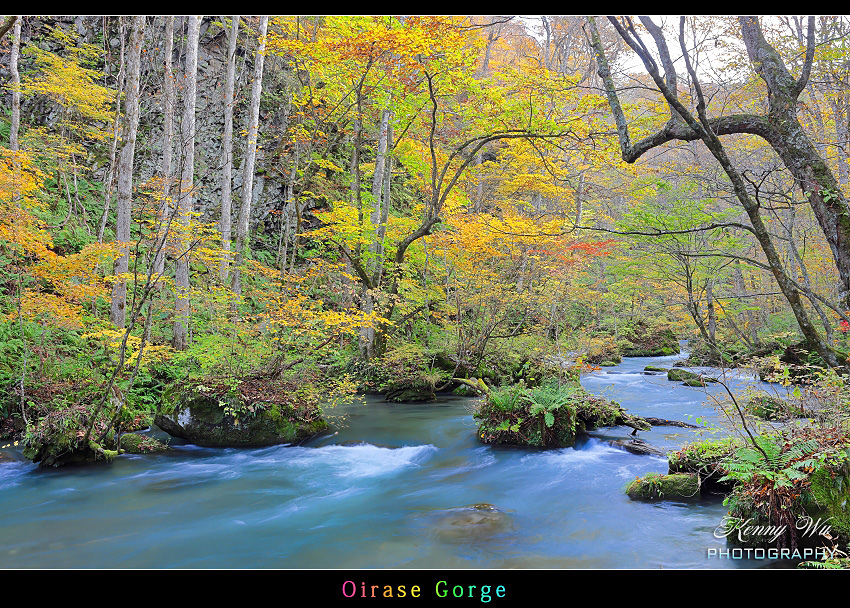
[428,504,513,541]
[155,392,328,447]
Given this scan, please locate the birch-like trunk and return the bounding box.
[230,16,267,300]
[219,15,239,281]
[98,18,126,244]
[153,16,175,283]
[172,15,200,350]
[109,16,145,328]
[359,109,392,359]
[9,16,21,152]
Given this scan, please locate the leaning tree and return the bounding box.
[587,16,850,368]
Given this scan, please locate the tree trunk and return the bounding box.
[706,281,716,349]
[9,16,21,152]
[588,16,844,369]
[153,16,175,285]
[231,16,268,299]
[172,15,199,351]
[98,17,126,244]
[359,108,392,359]
[738,17,850,306]
[109,16,145,328]
[219,15,239,282]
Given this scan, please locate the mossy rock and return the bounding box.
[620,323,681,357]
[155,393,328,447]
[744,393,803,421]
[668,369,700,382]
[599,360,618,367]
[644,365,669,372]
[475,384,648,447]
[23,408,119,467]
[118,433,169,454]
[585,351,622,365]
[668,437,740,493]
[625,473,700,501]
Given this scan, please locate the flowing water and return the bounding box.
[0,348,790,569]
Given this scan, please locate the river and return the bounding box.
[0,348,790,569]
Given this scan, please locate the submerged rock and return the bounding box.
[429,504,512,541]
[155,392,328,447]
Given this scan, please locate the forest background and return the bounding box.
[1,15,849,474]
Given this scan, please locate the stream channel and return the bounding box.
[0,346,789,569]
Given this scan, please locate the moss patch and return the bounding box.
[118,433,169,454]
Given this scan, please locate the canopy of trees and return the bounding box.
[2,15,849,459]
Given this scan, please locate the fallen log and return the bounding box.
[606,437,667,457]
[642,417,700,429]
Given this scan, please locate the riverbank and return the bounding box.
[0,349,816,569]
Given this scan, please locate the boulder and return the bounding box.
[429,504,512,541]
[668,369,700,382]
[22,407,120,467]
[667,437,740,494]
[475,384,650,448]
[118,433,169,454]
[155,392,327,447]
[620,323,681,357]
[625,473,700,500]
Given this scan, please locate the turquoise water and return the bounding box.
[0,350,789,568]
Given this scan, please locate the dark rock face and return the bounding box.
[384,386,436,403]
[155,393,328,447]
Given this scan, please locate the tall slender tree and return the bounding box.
[231,16,268,299]
[109,16,145,328]
[9,16,21,152]
[153,15,175,284]
[172,15,200,350]
[219,15,240,281]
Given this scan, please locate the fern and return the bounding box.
[720,435,825,487]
